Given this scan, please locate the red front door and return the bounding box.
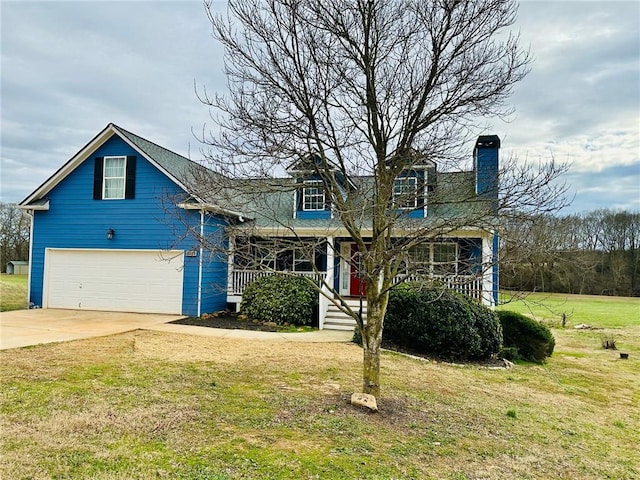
[350,243,366,296]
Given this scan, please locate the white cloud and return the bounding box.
[1,0,638,213]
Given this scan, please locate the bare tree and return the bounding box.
[500,209,640,297]
[193,0,567,398]
[0,203,30,272]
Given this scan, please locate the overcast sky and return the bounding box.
[1,0,638,214]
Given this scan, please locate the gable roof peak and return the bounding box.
[286,152,340,173]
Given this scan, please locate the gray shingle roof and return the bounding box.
[223,171,491,232]
[112,124,203,188]
[20,123,492,228]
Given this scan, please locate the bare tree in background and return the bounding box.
[194,0,568,398]
[0,203,30,272]
[501,210,640,297]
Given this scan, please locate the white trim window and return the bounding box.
[303,180,325,211]
[103,156,126,199]
[407,242,458,276]
[407,243,430,274]
[393,176,418,209]
[433,243,458,276]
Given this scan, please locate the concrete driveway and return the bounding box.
[0,309,354,350]
[0,309,184,350]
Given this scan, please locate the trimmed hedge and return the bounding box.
[496,310,555,363]
[241,275,317,326]
[383,283,502,360]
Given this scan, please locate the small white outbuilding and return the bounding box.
[6,261,29,275]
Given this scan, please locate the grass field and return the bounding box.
[498,291,640,328]
[1,293,639,479]
[0,274,28,311]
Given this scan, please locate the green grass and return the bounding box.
[0,274,28,311]
[1,292,639,479]
[498,291,640,328]
[498,292,639,358]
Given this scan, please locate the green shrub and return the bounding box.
[383,283,502,360]
[499,346,519,361]
[241,275,317,326]
[468,298,504,358]
[497,310,555,363]
[352,327,363,346]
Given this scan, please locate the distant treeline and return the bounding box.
[500,209,640,297]
[0,203,30,272]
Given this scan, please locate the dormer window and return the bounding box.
[303,180,325,211]
[393,176,418,209]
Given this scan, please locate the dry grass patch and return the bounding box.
[1,326,639,479]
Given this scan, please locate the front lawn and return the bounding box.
[1,293,638,479]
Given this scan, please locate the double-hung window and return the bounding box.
[103,156,126,199]
[292,247,314,272]
[407,244,430,275]
[393,176,418,209]
[303,180,325,211]
[407,242,458,276]
[433,243,458,276]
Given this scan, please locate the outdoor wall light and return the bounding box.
[106,229,115,240]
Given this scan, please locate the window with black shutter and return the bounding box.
[93,155,136,200]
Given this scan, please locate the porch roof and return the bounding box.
[189,163,495,234]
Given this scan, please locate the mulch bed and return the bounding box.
[170,313,279,332]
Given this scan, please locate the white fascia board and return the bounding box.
[177,201,248,221]
[247,226,364,238]
[18,200,49,211]
[246,225,491,238]
[19,125,117,206]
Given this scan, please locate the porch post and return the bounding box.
[481,233,494,306]
[227,234,239,311]
[319,236,334,330]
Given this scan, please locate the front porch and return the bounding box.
[226,234,496,330]
[227,268,488,331]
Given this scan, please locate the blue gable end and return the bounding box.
[28,133,229,316]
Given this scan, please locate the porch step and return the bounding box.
[323,299,366,331]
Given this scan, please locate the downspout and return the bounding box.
[197,210,204,317]
[26,210,35,307]
[227,234,237,311]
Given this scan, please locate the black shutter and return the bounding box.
[93,157,104,199]
[125,156,136,199]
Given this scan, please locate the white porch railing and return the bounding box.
[229,270,325,295]
[393,274,484,301]
[230,269,483,301]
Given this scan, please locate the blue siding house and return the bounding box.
[19,124,237,317]
[20,124,501,329]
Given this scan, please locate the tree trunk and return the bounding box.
[361,290,386,398]
[362,338,381,397]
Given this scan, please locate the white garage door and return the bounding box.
[44,249,184,314]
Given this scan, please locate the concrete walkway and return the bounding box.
[0,309,353,350]
[150,322,353,342]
